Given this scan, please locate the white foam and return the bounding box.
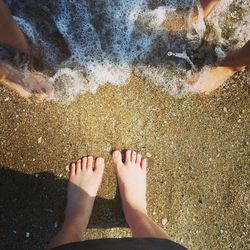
[1,0,249,100]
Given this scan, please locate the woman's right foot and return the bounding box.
[112,150,148,222]
[189,65,244,94]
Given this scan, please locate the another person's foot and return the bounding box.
[189,65,244,94]
[0,63,54,99]
[64,156,105,235]
[112,150,147,223]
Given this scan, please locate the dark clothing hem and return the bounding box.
[52,237,187,250]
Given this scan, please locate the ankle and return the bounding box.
[123,204,148,224]
[61,222,83,240]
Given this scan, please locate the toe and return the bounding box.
[125,150,132,165]
[82,157,87,171]
[131,151,137,163]
[112,150,122,164]
[87,156,94,170]
[141,158,147,171]
[95,157,105,174]
[76,159,82,173]
[70,163,76,177]
[136,153,142,165]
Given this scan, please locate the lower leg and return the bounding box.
[113,150,169,239]
[47,156,105,250]
[125,207,169,239]
[200,0,220,18]
[219,40,250,69]
[0,0,30,53]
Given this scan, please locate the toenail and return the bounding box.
[114,151,119,157]
[97,158,104,164]
[41,87,46,93]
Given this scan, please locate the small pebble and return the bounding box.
[54,221,58,228]
[65,165,70,172]
[35,174,39,178]
[12,230,17,234]
[161,218,168,226]
[146,152,152,158]
[38,137,42,144]
[44,208,53,213]
[223,107,227,113]
[26,232,30,238]
[4,97,10,102]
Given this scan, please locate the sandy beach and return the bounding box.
[0,69,249,249]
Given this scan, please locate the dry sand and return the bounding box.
[0,71,249,250]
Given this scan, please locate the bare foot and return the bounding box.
[189,66,243,94]
[64,156,105,234]
[0,63,54,99]
[112,150,147,223]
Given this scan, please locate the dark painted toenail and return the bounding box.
[41,88,46,93]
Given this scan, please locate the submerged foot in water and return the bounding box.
[0,63,54,99]
[112,150,147,223]
[189,66,244,94]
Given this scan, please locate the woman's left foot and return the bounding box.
[0,63,54,99]
[64,156,105,234]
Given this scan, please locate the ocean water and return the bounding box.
[1,0,249,100]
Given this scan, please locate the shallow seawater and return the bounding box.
[1,0,250,100]
[0,1,249,250]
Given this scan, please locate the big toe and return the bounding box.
[95,157,105,174]
[112,150,122,165]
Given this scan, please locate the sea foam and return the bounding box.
[1,0,249,101]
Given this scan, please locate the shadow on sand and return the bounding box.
[0,166,126,250]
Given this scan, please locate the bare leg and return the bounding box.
[190,40,250,94]
[219,40,250,69]
[46,156,105,250]
[0,1,54,99]
[112,150,169,239]
[199,0,220,18]
[0,0,30,53]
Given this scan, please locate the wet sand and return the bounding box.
[0,71,249,249]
